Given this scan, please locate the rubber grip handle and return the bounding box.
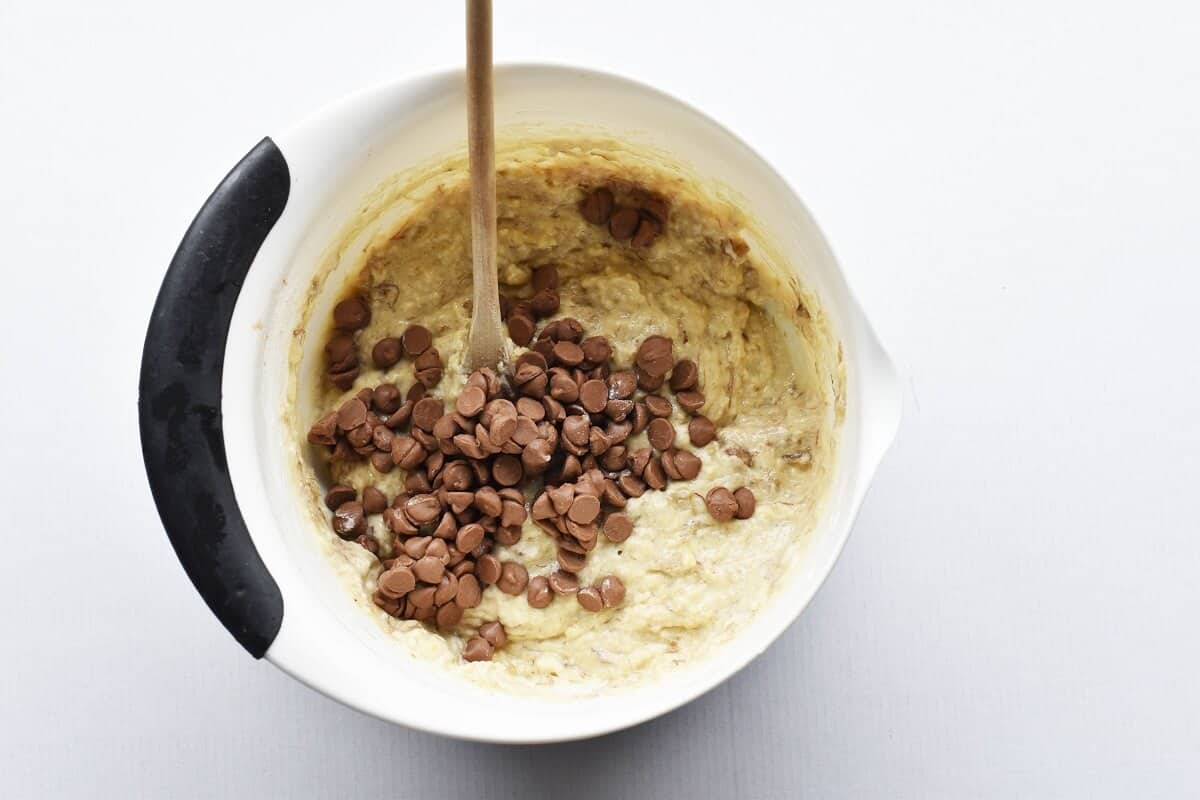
[138,138,289,657]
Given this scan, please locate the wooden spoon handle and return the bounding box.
[464,0,507,371]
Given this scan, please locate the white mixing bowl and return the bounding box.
[139,64,901,742]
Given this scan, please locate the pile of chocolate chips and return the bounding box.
[578,186,667,248]
[308,264,757,662]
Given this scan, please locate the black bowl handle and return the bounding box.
[138,138,289,657]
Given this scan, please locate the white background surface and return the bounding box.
[2,1,1198,797]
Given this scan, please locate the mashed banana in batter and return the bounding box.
[291,140,841,696]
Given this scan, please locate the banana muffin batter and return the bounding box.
[293,141,841,696]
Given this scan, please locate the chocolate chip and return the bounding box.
[643,457,667,490]
[490,454,522,487]
[455,522,485,553]
[463,637,494,662]
[558,318,585,342]
[598,575,626,607]
[404,493,442,524]
[367,386,399,417]
[579,379,608,413]
[369,337,400,368]
[473,486,503,517]
[507,418,536,448]
[545,571,577,596]
[625,447,650,476]
[368,452,393,475]
[603,512,633,543]
[512,398,541,422]
[332,501,366,538]
[345,423,373,449]
[552,341,585,367]
[412,555,444,583]
[531,288,560,317]
[628,402,649,435]
[549,369,579,403]
[514,363,548,398]
[647,418,676,451]
[572,338,608,369]
[362,486,388,514]
[507,312,536,346]
[600,446,629,473]
[456,574,482,608]
[330,438,357,461]
[688,415,716,447]
[479,620,508,648]
[676,390,706,414]
[435,602,463,628]
[384,507,417,535]
[562,415,590,449]
[391,436,425,469]
[636,336,674,377]
[328,367,359,390]
[425,539,450,566]
[532,264,560,292]
[580,187,615,224]
[542,396,566,422]
[355,534,380,555]
[644,395,672,419]
[500,499,527,529]
[556,547,587,573]
[336,398,368,431]
[638,194,670,224]
[673,449,702,480]
[638,372,665,395]
[567,494,601,524]
[482,397,519,424]
[631,215,661,247]
[521,438,554,475]
[400,324,432,356]
[333,296,371,330]
[433,512,458,541]
[489,413,518,444]
[733,486,756,519]
[606,370,635,399]
[447,491,475,513]
[669,358,698,391]
[406,382,427,402]
[449,433,481,459]
[526,576,552,608]
[412,397,444,432]
[324,484,356,511]
[307,412,338,446]
[413,348,444,388]
[377,566,415,598]
[659,449,681,480]
[577,586,604,612]
[326,334,357,368]
[475,554,502,585]
[616,471,646,498]
[598,395,629,420]
[385,400,414,429]
[608,207,640,239]
[455,385,486,418]
[588,427,611,456]
[705,487,738,522]
[497,561,528,595]
[438,574,463,606]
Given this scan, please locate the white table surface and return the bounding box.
[3,1,1198,797]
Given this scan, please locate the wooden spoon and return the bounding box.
[463,0,508,371]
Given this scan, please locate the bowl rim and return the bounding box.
[240,60,902,742]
